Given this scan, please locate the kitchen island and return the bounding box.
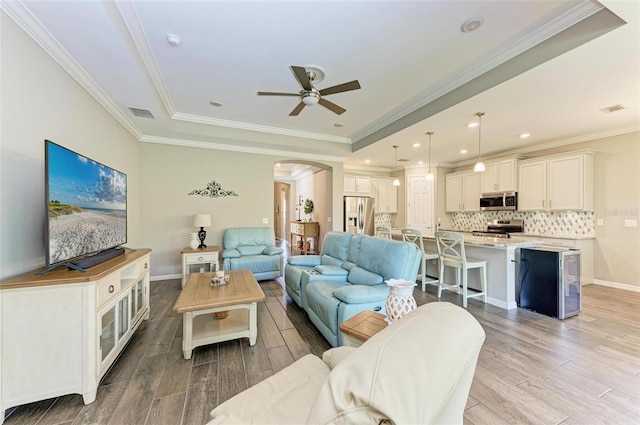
[393,231,537,310]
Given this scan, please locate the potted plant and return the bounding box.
[304,198,314,221]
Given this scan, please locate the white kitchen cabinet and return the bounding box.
[518,160,547,210]
[481,159,517,193]
[0,249,151,420]
[344,175,371,196]
[372,178,397,213]
[518,153,593,211]
[445,172,481,212]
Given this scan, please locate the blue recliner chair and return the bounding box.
[222,227,284,281]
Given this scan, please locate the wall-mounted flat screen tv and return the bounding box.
[44,140,127,270]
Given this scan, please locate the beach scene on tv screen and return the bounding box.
[48,143,126,264]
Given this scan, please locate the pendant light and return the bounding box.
[425,132,434,181]
[473,112,486,172]
[392,145,400,186]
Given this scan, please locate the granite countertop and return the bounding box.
[390,229,538,248]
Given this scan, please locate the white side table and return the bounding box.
[181,246,220,287]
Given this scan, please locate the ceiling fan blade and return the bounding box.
[289,102,306,116]
[319,80,361,96]
[318,98,346,115]
[257,91,299,96]
[291,66,313,91]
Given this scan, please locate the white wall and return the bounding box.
[0,12,142,279]
[138,143,342,277]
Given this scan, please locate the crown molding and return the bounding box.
[351,0,604,144]
[139,135,348,163]
[172,112,351,144]
[2,0,144,140]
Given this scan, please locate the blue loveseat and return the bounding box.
[285,231,421,346]
[222,227,284,281]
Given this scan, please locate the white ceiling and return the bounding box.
[4,0,639,173]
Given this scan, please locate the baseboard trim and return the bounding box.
[151,273,181,282]
[592,279,640,292]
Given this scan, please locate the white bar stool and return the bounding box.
[435,231,487,308]
[375,226,392,239]
[401,228,440,291]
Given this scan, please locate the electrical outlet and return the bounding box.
[327,217,332,223]
[262,217,268,224]
[597,219,604,226]
[624,219,637,228]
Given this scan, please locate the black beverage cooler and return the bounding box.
[519,246,581,319]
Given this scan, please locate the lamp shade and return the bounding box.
[192,214,211,228]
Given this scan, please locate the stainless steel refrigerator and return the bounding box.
[343,196,374,235]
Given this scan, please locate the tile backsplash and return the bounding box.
[450,211,595,238]
[375,213,392,228]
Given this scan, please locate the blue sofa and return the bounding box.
[222,227,284,281]
[285,231,421,346]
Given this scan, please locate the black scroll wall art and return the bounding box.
[188,180,239,198]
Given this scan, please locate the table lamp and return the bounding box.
[192,214,211,249]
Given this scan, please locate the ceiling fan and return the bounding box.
[258,66,361,116]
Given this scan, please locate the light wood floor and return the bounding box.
[4,257,639,424]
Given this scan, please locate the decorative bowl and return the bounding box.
[210,274,230,286]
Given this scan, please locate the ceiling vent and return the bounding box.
[599,104,626,114]
[398,158,411,162]
[128,107,155,119]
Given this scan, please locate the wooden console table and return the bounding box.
[290,221,319,254]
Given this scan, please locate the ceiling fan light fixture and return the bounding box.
[302,91,320,105]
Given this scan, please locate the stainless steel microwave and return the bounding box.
[480,192,517,211]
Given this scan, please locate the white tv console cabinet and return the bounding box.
[0,249,151,423]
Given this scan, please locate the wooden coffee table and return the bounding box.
[173,269,265,359]
[340,310,387,347]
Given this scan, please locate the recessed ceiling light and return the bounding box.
[275,163,281,167]
[210,101,223,107]
[468,122,478,128]
[334,123,344,127]
[418,160,423,165]
[519,133,531,138]
[166,33,182,47]
[364,159,371,164]
[412,143,421,148]
[460,149,468,154]
[460,16,484,33]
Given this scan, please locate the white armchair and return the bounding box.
[206,302,485,424]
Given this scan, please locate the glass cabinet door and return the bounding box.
[101,306,116,362]
[136,280,144,316]
[118,295,129,340]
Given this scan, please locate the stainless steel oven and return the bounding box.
[480,192,517,211]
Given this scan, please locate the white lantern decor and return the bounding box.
[385,279,417,324]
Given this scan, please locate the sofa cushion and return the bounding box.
[222,248,240,259]
[224,227,276,249]
[347,234,365,263]
[228,255,280,274]
[347,266,384,286]
[320,231,353,261]
[356,237,418,281]
[320,255,344,267]
[306,303,486,425]
[314,265,348,277]
[263,246,284,256]
[287,255,321,266]
[237,245,267,256]
[332,285,388,304]
[208,354,330,425]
